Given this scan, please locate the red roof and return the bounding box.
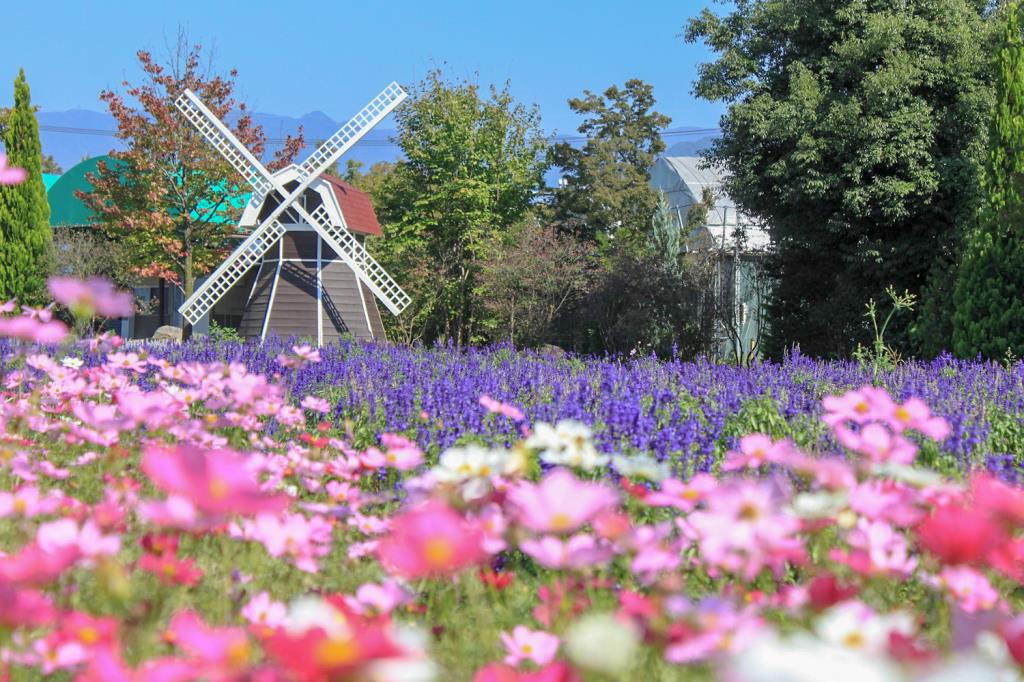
[320,174,384,237]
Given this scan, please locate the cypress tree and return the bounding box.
[0,69,52,305]
[953,5,1024,359]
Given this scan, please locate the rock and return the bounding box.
[538,344,567,358]
[151,325,183,342]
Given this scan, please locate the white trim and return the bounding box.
[247,261,265,304]
[262,240,283,341]
[316,235,324,347]
[355,264,372,339]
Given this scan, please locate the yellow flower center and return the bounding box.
[894,406,911,423]
[423,537,454,567]
[550,512,574,531]
[13,498,26,513]
[738,503,760,521]
[226,640,250,667]
[209,477,229,499]
[78,627,99,644]
[316,637,360,667]
[854,401,869,414]
[843,632,865,648]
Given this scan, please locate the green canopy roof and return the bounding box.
[46,155,117,227]
[46,155,252,228]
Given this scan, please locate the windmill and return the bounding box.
[173,82,410,345]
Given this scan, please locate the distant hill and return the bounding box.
[34,109,400,173]
[32,108,721,176]
[665,136,718,157]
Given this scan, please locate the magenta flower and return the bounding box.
[509,469,619,534]
[48,277,134,318]
[141,443,289,518]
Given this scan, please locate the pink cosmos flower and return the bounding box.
[835,422,918,464]
[300,396,331,413]
[47,277,134,318]
[343,579,411,617]
[36,518,120,560]
[722,434,791,471]
[380,433,425,470]
[0,314,69,344]
[377,500,486,578]
[249,512,333,573]
[823,386,893,427]
[325,480,361,507]
[0,154,27,184]
[168,610,251,671]
[0,542,80,585]
[848,479,923,526]
[520,534,614,570]
[141,443,289,518]
[686,480,804,579]
[241,591,288,629]
[508,469,618,534]
[644,474,717,512]
[889,397,950,440]
[839,518,917,577]
[480,394,526,421]
[0,485,57,518]
[0,582,56,627]
[139,551,203,586]
[932,565,999,613]
[34,637,87,675]
[501,625,560,667]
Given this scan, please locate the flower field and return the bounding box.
[3,326,1024,680]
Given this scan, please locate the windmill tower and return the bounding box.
[173,83,411,345]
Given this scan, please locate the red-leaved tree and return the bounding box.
[81,33,304,338]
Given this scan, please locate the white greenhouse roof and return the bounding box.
[650,156,770,251]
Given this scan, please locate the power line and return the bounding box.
[38,124,722,147]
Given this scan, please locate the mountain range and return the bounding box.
[34,109,718,175]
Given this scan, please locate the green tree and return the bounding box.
[953,3,1024,359]
[0,69,52,305]
[550,80,671,246]
[687,1,995,358]
[370,71,547,346]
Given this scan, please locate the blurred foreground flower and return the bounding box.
[0,153,27,184]
[48,277,134,319]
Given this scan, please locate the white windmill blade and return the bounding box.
[175,90,292,323]
[295,82,407,184]
[303,203,412,315]
[175,84,411,322]
[174,90,276,205]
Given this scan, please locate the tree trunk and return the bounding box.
[181,250,194,342]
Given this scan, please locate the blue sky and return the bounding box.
[2,0,725,137]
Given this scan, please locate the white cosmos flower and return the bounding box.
[527,420,609,471]
[431,445,513,500]
[788,490,849,519]
[612,453,670,482]
[564,613,639,675]
[814,601,915,655]
[728,632,902,682]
